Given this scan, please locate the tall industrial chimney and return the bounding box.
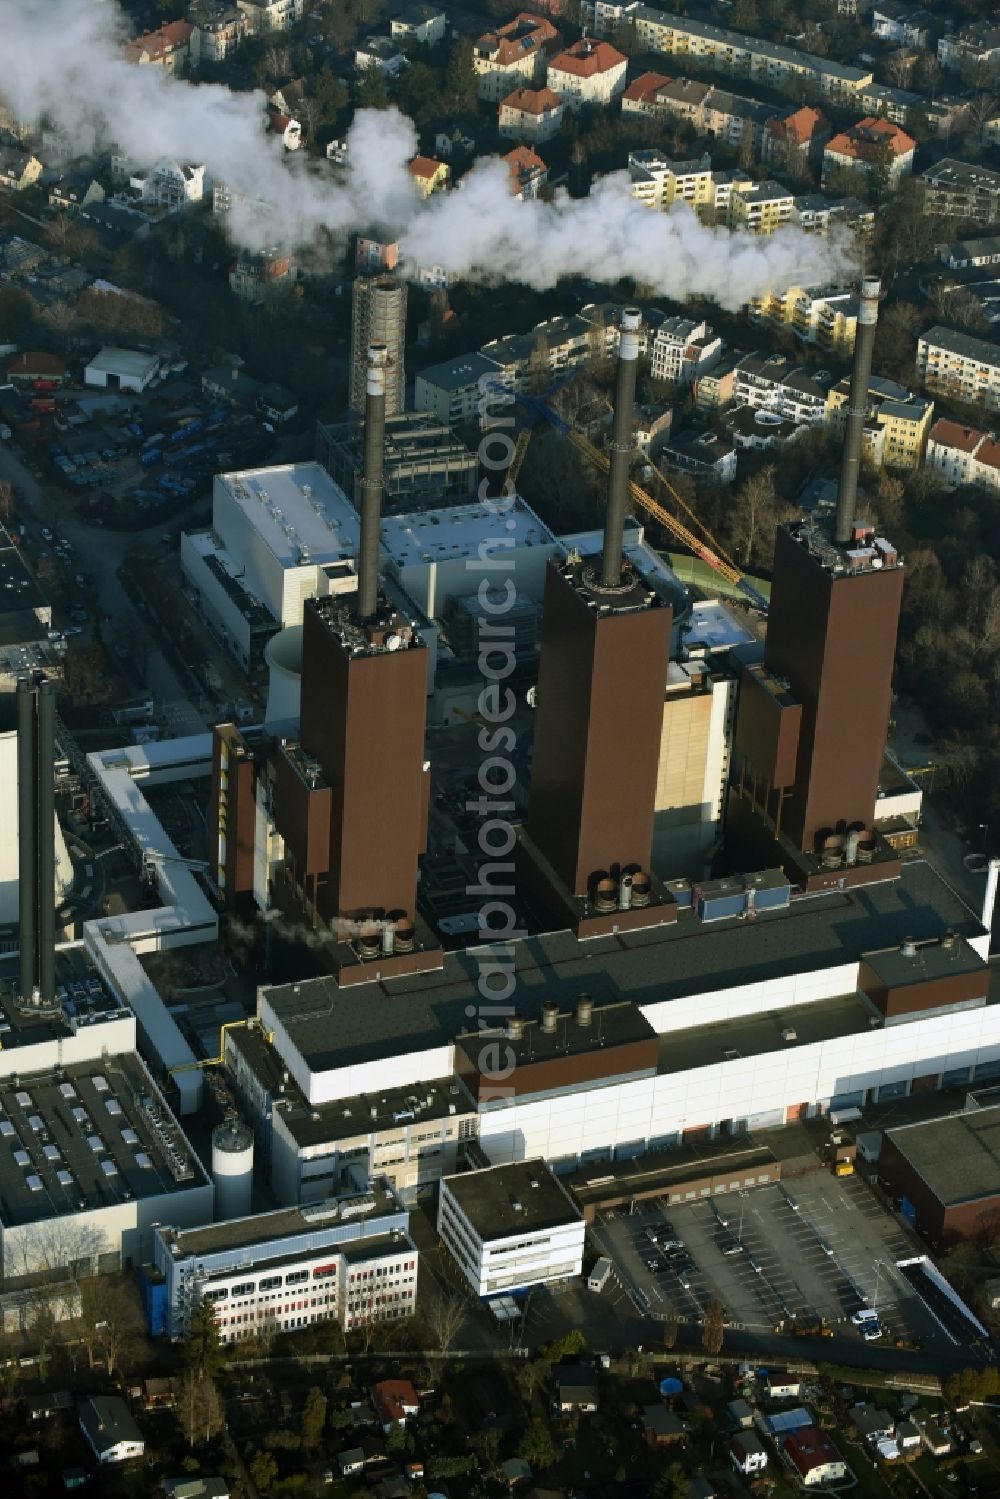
[357,342,387,622]
[834,278,881,545]
[601,307,642,588]
[16,677,36,1004]
[16,673,57,1003]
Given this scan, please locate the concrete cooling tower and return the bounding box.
[264,624,302,727]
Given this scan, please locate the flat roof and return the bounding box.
[415,353,501,392]
[161,1178,403,1258]
[228,1026,474,1146]
[659,991,874,1075]
[564,1136,779,1205]
[261,860,984,1077]
[443,1158,582,1239]
[0,1053,205,1228]
[85,346,158,377]
[0,947,130,1050]
[862,933,987,990]
[0,543,46,619]
[216,461,359,572]
[887,1105,1000,1206]
[459,999,657,1076]
[380,497,557,568]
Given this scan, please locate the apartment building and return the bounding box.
[763,105,831,171]
[872,4,932,48]
[237,0,303,32]
[651,317,722,385]
[728,180,795,234]
[229,248,296,303]
[632,8,874,104]
[629,150,714,211]
[917,326,1000,413]
[825,374,934,470]
[733,353,827,426]
[131,161,208,212]
[581,0,641,35]
[749,285,859,354]
[792,194,875,237]
[499,86,565,143]
[152,1183,418,1341]
[474,13,560,101]
[694,352,741,411]
[414,353,503,426]
[123,20,194,69]
[407,156,450,198]
[921,160,1000,224]
[191,5,247,64]
[925,419,1000,491]
[821,118,916,190]
[504,145,548,200]
[547,39,627,110]
[622,72,706,119]
[660,428,738,482]
[937,22,1000,73]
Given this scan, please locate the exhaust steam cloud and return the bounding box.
[1,0,857,307]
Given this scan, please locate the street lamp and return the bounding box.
[873,1258,886,1311]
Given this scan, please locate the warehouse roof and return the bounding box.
[886,1104,1000,1206]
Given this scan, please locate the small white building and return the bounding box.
[438,1159,585,1297]
[390,4,447,47]
[731,1432,769,1475]
[84,347,160,394]
[78,1396,145,1464]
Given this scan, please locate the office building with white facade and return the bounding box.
[438,1160,585,1296]
[153,1181,417,1340]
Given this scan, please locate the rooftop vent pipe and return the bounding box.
[834,278,881,546]
[357,342,387,621]
[601,307,642,589]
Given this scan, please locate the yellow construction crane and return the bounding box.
[568,429,770,612]
[507,427,533,490]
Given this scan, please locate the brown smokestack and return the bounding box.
[357,342,387,622]
[601,307,642,589]
[835,278,880,546]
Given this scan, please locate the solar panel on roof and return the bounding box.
[0,1120,13,1138]
[15,1091,31,1108]
[28,1115,43,1132]
[56,1169,72,1187]
[106,1099,122,1116]
[43,1144,60,1162]
[59,1083,76,1100]
[72,1107,88,1124]
[100,1159,117,1178]
[135,1152,152,1169]
[87,1135,102,1152]
[121,1128,138,1146]
[92,1076,109,1093]
[26,1174,42,1192]
[13,1149,29,1167]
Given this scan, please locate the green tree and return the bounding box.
[654,1461,690,1499]
[0,285,38,345]
[185,1296,224,1382]
[355,61,390,110]
[301,1386,327,1449]
[249,1451,279,1493]
[520,1418,556,1470]
[312,65,348,130]
[445,37,478,115]
[731,0,759,29]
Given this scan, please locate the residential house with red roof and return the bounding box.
[547,38,627,110]
[784,1427,847,1486]
[822,117,916,189]
[122,20,194,72]
[371,1380,420,1431]
[499,86,566,143]
[474,14,561,102]
[503,146,549,200]
[926,418,1000,491]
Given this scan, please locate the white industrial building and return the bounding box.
[0,1003,212,1279]
[181,461,559,673]
[152,1181,417,1340]
[243,859,999,1185]
[438,1159,585,1296]
[83,347,160,394]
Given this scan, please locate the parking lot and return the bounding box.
[590,1172,946,1350]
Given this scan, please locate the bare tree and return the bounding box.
[423,1286,467,1355]
[0,480,13,524]
[180,1372,225,1448]
[662,1297,680,1350]
[702,1295,726,1356]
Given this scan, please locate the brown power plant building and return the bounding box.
[728,279,906,891]
[880,1103,1000,1248]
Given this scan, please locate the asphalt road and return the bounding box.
[0,444,205,734]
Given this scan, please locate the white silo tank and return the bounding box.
[212,1119,254,1221]
[264,625,302,728]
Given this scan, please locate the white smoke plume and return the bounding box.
[1,0,857,307]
